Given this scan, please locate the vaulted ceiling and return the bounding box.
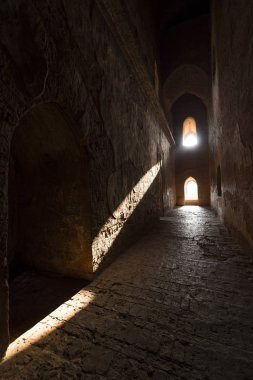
[154,0,210,40]
[151,0,211,83]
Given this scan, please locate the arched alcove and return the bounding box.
[184,177,198,204]
[8,103,92,280]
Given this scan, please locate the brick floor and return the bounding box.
[1,206,253,379]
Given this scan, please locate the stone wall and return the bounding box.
[210,0,253,248]
[0,0,173,357]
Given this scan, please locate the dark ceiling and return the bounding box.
[154,0,210,39]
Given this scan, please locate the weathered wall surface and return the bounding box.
[0,0,173,356]
[210,0,253,247]
[125,0,159,93]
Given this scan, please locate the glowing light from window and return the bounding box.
[183,117,198,147]
[184,177,198,200]
[183,133,198,147]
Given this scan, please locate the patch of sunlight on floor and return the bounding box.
[3,289,95,363]
[180,206,201,210]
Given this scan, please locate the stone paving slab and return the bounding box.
[1,206,253,379]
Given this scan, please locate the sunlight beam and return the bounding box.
[183,133,198,147]
[3,290,95,363]
[92,161,162,270]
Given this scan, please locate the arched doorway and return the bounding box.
[184,177,198,204]
[8,103,92,340]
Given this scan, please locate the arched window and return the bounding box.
[182,117,198,147]
[184,177,198,201]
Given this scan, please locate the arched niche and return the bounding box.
[184,177,199,204]
[8,103,93,280]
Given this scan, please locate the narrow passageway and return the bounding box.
[1,207,253,379]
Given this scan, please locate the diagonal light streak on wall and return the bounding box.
[92,161,162,270]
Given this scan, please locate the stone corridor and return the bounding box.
[1,206,253,380]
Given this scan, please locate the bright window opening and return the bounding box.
[184,177,198,200]
[183,117,198,147]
